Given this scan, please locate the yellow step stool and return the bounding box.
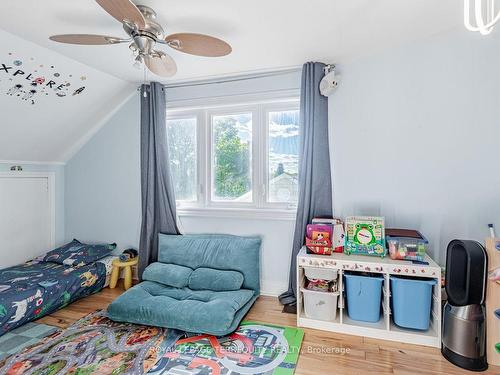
[109,257,138,290]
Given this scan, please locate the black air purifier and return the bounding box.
[442,240,488,371]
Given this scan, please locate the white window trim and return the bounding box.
[177,207,297,221]
[166,89,300,110]
[167,97,300,218]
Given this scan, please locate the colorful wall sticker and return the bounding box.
[0,52,88,105]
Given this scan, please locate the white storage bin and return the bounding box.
[304,267,338,281]
[301,288,339,321]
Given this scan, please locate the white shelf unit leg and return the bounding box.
[383,272,391,331]
[296,266,305,318]
[338,268,344,324]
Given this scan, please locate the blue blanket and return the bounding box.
[0,259,106,336]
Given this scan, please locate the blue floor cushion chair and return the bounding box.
[107,234,261,336]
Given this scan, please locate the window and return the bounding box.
[166,99,299,211]
[267,109,299,204]
[166,116,197,202]
[212,113,252,202]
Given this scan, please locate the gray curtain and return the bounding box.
[279,62,333,308]
[139,82,180,277]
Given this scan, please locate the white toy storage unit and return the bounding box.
[297,246,442,348]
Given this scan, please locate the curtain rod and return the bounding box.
[137,67,302,90]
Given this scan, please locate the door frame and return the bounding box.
[0,171,56,249]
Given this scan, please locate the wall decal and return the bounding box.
[0,52,88,105]
[73,86,85,96]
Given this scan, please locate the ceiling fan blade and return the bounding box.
[95,0,145,29]
[144,52,177,77]
[165,33,232,57]
[49,34,129,45]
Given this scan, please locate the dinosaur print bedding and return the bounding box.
[0,259,107,336]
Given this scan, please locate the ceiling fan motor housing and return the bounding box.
[125,6,165,56]
[136,6,164,39]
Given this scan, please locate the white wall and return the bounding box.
[329,28,500,264]
[64,70,301,296]
[65,95,142,252]
[0,163,65,247]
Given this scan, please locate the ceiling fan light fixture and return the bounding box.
[133,54,144,69]
[48,0,232,77]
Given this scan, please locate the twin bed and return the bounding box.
[0,240,117,336]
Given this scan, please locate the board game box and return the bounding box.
[344,216,386,257]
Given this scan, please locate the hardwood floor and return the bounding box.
[36,286,500,375]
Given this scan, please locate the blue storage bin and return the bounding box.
[390,276,436,330]
[344,273,384,323]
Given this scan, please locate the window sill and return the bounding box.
[177,207,297,221]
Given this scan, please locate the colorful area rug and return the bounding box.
[0,310,182,375]
[148,321,304,375]
[0,312,304,375]
[0,322,59,362]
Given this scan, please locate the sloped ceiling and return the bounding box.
[0,29,134,162]
[0,0,462,83]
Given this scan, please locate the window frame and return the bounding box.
[166,97,300,214]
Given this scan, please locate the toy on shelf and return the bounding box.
[312,217,345,253]
[306,278,338,293]
[306,224,332,255]
[305,217,344,255]
[386,228,428,261]
[344,216,386,257]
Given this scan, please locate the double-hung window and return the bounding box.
[166,99,300,213]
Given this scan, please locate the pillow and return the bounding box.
[143,263,193,288]
[43,239,116,267]
[188,267,244,291]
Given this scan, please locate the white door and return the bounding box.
[0,174,54,269]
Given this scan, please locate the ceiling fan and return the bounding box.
[49,0,232,77]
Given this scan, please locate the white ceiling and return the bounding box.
[0,0,463,83]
